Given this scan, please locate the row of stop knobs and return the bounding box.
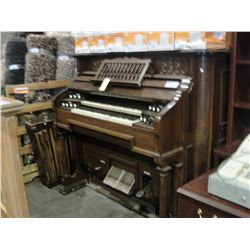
[61,102,77,108]
[140,115,154,125]
[69,93,81,99]
[148,104,163,112]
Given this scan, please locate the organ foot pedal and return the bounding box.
[57,171,87,195]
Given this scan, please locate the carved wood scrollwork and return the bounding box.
[154,56,188,75]
[92,60,103,71]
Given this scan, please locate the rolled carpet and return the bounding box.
[26,34,57,54]
[56,35,75,55]
[5,68,25,85]
[25,53,57,83]
[25,34,58,83]
[5,37,27,85]
[5,37,27,65]
[56,56,76,80]
[55,35,76,80]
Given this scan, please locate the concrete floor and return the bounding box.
[25,178,143,218]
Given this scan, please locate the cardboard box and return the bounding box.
[147,32,174,51]
[123,32,148,52]
[174,32,232,50]
[89,33,109,53]
[73,32,91,54]
[205,32,232,49]
[174,32,206,50]
[106,32,126,52]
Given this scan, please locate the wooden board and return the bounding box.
[5,80,70,97]
[22,171,40,184]
[22,163,38,175]
[17,101,53,114]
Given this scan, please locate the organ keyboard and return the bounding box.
[53,58,193,217]
[80,100,143,116]
[71,108,140,127]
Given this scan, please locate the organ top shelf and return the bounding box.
[72,49,230,57]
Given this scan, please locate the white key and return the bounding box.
[71,108,140,127]
[80,100,142,116]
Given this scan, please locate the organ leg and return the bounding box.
[57,131,87,194]
[171,162,184,216]
[157,166,172,218]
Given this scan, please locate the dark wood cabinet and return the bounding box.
[214,32,250,166]
[228,32,250,142]
[177,172,250,218]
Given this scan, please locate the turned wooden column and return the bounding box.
[0,97,29,218]
[158,166,172,218]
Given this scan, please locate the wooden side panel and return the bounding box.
[1,115,29,217]
[158,98,185,154]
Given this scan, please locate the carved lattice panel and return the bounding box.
[154,56,188,75]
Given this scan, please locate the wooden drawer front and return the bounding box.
[178,195,237,218]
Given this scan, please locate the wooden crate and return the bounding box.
[5,80,70,183]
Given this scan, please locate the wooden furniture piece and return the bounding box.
[177,171,250,218]
[5,80,70,183]
[214,32,250,166]
[53,50,230,217]
[0,96,29,218]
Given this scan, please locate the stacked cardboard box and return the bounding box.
[72,32,232,54]
[174,32,232,50]
[73,32,91,54]
[147,32,174,51]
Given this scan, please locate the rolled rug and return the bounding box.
[56,56,76,80]
[25,34,58,83]
[26,34,57,54]
[55,35,76,80]
[5,37,27,65]
[5,68,25,85]
[56,35,75,55]
[5,37,27,85]
[25,53,56,83]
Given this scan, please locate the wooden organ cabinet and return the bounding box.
[53,51,230,217]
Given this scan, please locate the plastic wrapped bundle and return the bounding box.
[55,35,76,80]
[5,68,25,85]
[56,35,75,55]
[45,31,71,38]
[26,34,57,54]
[5,37,27,85]
[56,56,76,80]
[25,34,58,83]
[25,53,57,83]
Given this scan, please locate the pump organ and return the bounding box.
[53,52,230,217]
